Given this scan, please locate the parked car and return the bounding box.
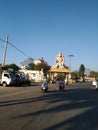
[15,72,27,85]
[18,72,26,84]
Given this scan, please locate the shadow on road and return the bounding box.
[0,83,98,130]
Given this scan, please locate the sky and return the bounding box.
[0,0,98,71]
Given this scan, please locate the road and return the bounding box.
[0,82,98,130]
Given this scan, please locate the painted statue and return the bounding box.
[54,52,65,69]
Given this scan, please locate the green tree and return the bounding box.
[35,62,51,76]
[89,71,98,78]
[79,64,85,78]
[71,71,80,79]
[27,63,35,70]
[5,64,20,71]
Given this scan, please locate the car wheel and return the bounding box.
[2,82,7,87]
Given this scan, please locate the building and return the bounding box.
[20,58,45,82]
[19,69,44,82]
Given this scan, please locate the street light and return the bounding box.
[68,54,74,71]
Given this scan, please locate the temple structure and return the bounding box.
[49,52,71,79]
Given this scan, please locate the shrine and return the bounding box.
[49,52,71,80]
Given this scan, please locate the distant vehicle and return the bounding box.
[56,78,65,91]
[76,78,84,83]
[51,79,56,84]
[59,80,65,90]
[0,70,16,87]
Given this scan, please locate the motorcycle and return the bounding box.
[41,78,48,92]
[59,80,65,91]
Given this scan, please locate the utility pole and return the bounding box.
[2,35,8,67]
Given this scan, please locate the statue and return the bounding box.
[54,52,65,69]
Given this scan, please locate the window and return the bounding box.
[4,74,10,78]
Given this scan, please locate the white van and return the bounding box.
[0,71,16,87]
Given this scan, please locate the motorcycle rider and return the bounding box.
[41,76,48,92]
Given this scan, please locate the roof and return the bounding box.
[49,67,70,73]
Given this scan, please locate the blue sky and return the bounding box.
[0,0,98,71]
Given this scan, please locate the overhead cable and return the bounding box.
[0,38,31,58]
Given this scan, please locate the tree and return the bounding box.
[35,62,51,76]
[27,63,35,70]
[5,64,20,71]
[89,71,98,78]
[71,71,80,80]
[79,64,85,78]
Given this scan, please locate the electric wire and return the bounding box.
[0,38,32,59]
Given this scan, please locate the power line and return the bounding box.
[0,38,5,43]
[8,42,30,58]
[0,38,31,58]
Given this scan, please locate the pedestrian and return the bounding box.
[65,77,68,85]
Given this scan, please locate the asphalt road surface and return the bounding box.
[0,82,98,130]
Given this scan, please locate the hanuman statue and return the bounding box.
[54,52,65,69]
